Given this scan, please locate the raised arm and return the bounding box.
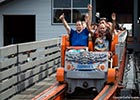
[86,20,94,36]
[87,4,92,26]
[86,4,95,36]
[59,13,71,34]
[111,12,116,31]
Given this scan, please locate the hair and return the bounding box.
[76,20,82,23]
[91,23,98,26]
[98,17,107,22]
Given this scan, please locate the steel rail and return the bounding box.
[32,82,66,100]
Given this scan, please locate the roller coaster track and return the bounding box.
[32,81,118,100]
[32,82,67,100]
[32,51,126,100]
[94,50,126,100]
[94,83,118,100]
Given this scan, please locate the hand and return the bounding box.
[84,14,89,22]
[88,4,92,11]
[59,13,64,20]
[111,13,116,21]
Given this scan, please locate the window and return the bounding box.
[138,0,140,20]
[52,0,92,24]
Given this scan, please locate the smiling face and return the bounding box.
[91,24,98,30]
[75,21,83,33]
[98,23,107,35]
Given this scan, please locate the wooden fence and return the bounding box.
[0,38,61,100]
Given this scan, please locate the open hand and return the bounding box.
[111,12,116,21]
[88,4,92,11]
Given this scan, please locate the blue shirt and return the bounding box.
[70,28,89,46]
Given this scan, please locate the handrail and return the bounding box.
[0,38,61,100]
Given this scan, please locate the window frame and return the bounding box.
[52,0,92,25]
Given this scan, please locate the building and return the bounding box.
[0,0,138,47]
[0,0,71,47]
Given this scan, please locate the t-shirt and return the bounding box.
[70,28,89,46]
[94,37,109,51]
[93,29,112,50]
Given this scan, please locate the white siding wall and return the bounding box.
[0,15,3,46]
[0,0,75,47]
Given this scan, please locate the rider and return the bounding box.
[59,4,92,46]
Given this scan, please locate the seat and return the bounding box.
[110,34,119,67]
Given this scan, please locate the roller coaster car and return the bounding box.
[56,34,119,94]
